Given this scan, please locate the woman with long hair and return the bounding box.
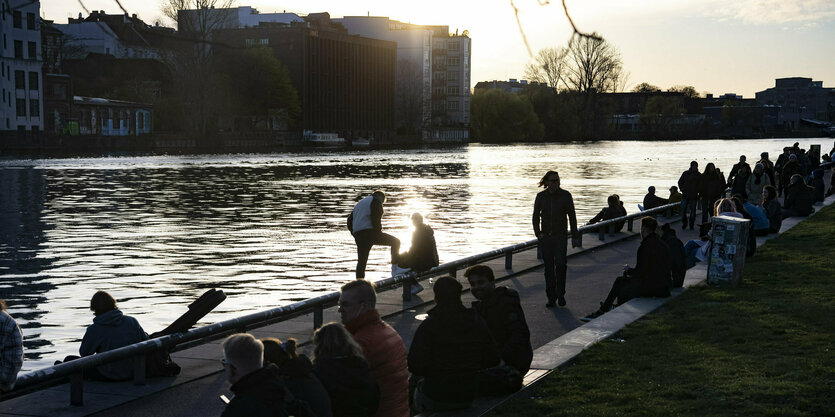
[262,337,332,417]
[312,323,379,417]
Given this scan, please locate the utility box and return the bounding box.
[707,215,750,286]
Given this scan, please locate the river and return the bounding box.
[1,138,830,370]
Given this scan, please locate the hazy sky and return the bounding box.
[42,0,835,97]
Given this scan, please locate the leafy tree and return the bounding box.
[633,82,661,93]
[668,85,699,98]
[471,89,544,142]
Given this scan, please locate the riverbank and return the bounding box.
[491,204,835,417]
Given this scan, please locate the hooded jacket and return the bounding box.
[660,228,686,288]
[783,181,815,216]
[633,233,672,297]
[471,287,532,374]
[346,310,409,417]
[80,309,148,381]
[277,355,333,417]
[222,364,292,417]
[399,223,439,272]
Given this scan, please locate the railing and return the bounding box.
[3,201,680,405]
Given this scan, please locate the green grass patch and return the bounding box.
[492,205,835,416]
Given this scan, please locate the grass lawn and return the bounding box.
[492,204,835,417]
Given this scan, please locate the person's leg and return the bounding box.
[599,275,625,312]
[701,198,711,223]
[354,232,373,279]
[540,236,557,304]
[371,232,401,263]
[680,198,688,227]
[554,236,568,304]
[687,199,698,228]
[684,240,701,269]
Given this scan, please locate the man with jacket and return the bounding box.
[348,190,400,279]
[408,276,499,412]
[532,171,579,308]
[642,186,668,211]
[221,333,293,417]
[340,280,409,417]
[581,217,672,321]
[660,224,686,288]
[727,155,751,187]
[782,174,815,218]
[465,265,532,396]
[678,161,701,230]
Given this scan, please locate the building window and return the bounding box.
[28,72,38,90]
[14,71,24,89]
[245,39,255,47]
[448,42,459,51]
[13,11,21,28]
[16,99,26,116]
[27,13,36,30]
[447,87,459,95]
[447,101,459,110]
[29,99,39,117]
[14,40,22,59]
[28,41,36,59]
[446,57,459,66]
[259,38,269,45]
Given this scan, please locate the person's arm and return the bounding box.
[347,212,354,234]
[532,194,542,237]
[783,188,794,209]
[79,326,97,357]
[588,208,605,225]
[370,199,383,231]
[500,303,531,366]
[0,318,23,389]
[567,194,579,246]
[407,324,430,376]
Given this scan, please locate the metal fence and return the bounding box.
[3,201,680,405]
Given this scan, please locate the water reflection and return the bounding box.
[0,139,826,370]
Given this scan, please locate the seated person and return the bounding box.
[581,217,671,321]
[761,185,782,234]
[395,213,439,296]
[408,276,499,412]
[221,334,294,417]
[782,174,815,218]
[70,291,149,381]
[312,323,380,417]
[587,194,627,232]
[660,224,686,288]
[0,299,23,391]
[464,265,532,396]
[743,202,770,236]
[642,186,668,210]
[262,337,332,417]
[811,168,825,203]
[683,199,741,269]
[668,186,682,214]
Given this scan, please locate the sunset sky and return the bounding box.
[42,0,835,97]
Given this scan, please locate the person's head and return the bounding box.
[339,279,376,324]
[411,212,425,227]
[762,185,777,204]
[669,185,678,194]
[372,190,386,203]
[640,216,658,239]
[90,291,118,316]
[739,155,746,163]
[789,154,798,161]
[715,198,736,216]
[433,275,463,307]
[761,151,769,160]
[261,337,299,368]
[647,185,656,195]
[790,174,804,185]
[704,162,716,175]
[607,194,619,208]
[538,170,560,189]
[754,163,763,174]
[464,264,495,301]
[312,322,364,363]
[222,333,264,385]
[689,160,699,170]
[731,196,745,213]
[783,147,791,154]
[660,222,675,236]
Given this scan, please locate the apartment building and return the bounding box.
[0,0,43,142]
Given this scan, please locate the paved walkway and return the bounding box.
[2,170,831,416]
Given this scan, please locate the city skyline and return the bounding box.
[41,0,835,97]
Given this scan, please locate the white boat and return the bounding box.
[351,137,371,148]
[302,131,344,148]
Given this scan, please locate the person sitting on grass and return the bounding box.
[581,217,672,321]
[782,174,815,219]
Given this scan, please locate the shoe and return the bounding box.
[557,296,566,307]
[410,282,424,295]
[580,310,605,322]
[545,301,556,307]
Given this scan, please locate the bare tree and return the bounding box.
[524,47,568,90]
[564,33,623,93]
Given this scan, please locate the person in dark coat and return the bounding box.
[581,217,672,321]
[348,190,400,279]
[698,162,726,223]
[408,276,500,412]
[782,174,815,219]
[667,186,682,214]
[312,323,379,417]
[759,152,776,187]
[78,291,149,381]
[660,224,686,288]
[221,334,294,417]
[730,163,751,202]
[761,185,782,234]
[642,186,668,210]
[677,161,701,229]
[465,265,532,396]
[811,168,825,203]
[780,154,802,197]
[263,337,332,417]
[588,194,627,232]
[727,155,751,188]
[397,213,439,272]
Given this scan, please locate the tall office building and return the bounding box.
[0,0,43,143]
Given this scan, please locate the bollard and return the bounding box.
[627,218,634,232]
[133,355,146,385]
[70,373,83,406]
[598,226,605,241]
[505,252,513,271]
[313,306,323,330]
[609,223,615,236]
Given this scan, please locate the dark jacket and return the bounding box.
[278,355,333,417]
[80,310,148,381]
[588,202,627,232]
[728,161,751,186]
[222,365,292,417]
[780,160,801,188]
[399,223,439,272]
[532,188,577,237]
[764,199,782,233]
[642,193,667,210]
[699,172,726,201]
[677,168,701,200]
[812,168,825,203]
[632,233,672,297]
[408,303,500,404]
[660,229,686,288]
[760,159,776,186]
[313,356,379,417]
[471,287,533,375]
[783,181,815,216]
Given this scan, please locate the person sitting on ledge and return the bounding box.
[782,174,815,219]
[642,186,668,211]
[581,217,672,322]
[587,194,627,232]
[262,337,332,417]
[667,186,682,214]
[221,334,293,417]
[394,212,440,297]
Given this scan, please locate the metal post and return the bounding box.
[313,306,323,330]
[505,252,513,270]
[609,223,615,236]
[402,281,412,302]
[628,218,634,232]
[598,226,605,241]
[70,373,83,406]
[133,354,146,385]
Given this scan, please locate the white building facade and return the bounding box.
[0,0,43,138]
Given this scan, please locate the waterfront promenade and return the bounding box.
[2,169,832,416]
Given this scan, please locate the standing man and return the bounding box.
[339,280,409,417]
[677,161,701,230]
[348,190,400,279]
[532,170,579,308]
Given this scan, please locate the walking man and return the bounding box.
[532,170,579,308]
[348,190,400,279]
